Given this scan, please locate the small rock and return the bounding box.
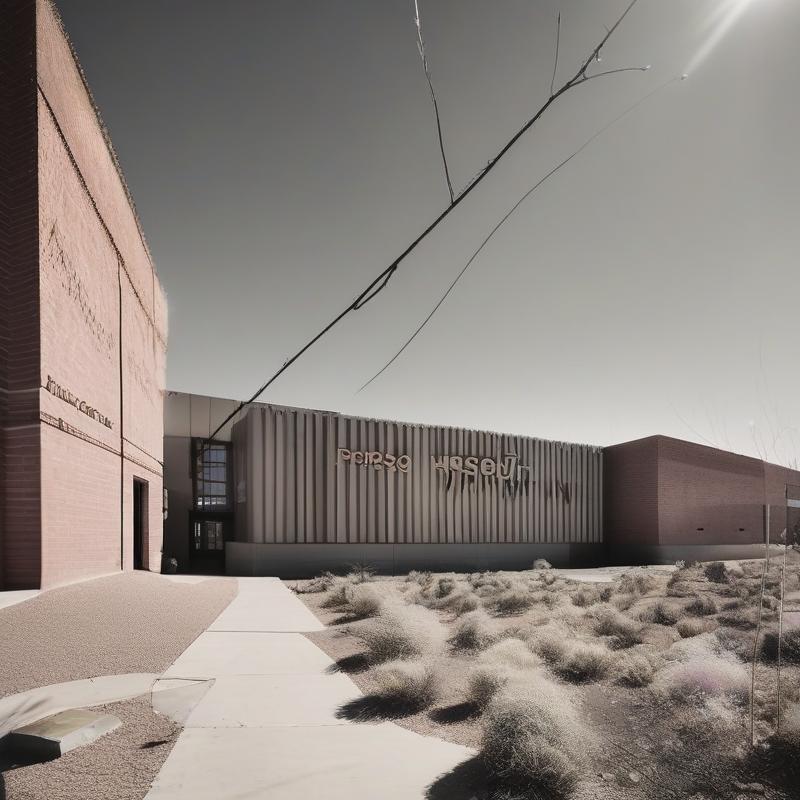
[628,771,642,784]
[600,772,614,782]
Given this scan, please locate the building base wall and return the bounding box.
[605,542,779,566]
[225,541,604,578]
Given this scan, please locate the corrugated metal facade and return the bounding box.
[232,404,602,546]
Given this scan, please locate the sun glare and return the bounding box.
[685,0,758,75]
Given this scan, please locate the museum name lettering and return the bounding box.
[45,375,113,429]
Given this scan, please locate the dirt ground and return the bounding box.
[0,572,236,800]
[296,557,800,800]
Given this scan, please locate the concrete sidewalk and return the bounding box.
[146,578,471,800]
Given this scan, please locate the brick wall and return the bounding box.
[603,436,659,547]
[0,0,42,589]
[0,0,167,589]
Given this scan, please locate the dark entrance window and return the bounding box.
[193,519,225,553]
[192,439,231,511]
[133,478,148,570]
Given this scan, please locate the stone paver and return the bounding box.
[0,673,158,738]
[146,577,472,799]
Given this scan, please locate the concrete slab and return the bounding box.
[162,632,333,679]
[0,673,158,739]
[151,679,215,725]
[184,674,360,728]
[208,580,323,632]
[8,709,121,760]
[0,590,39,611]
[145,724,473,800]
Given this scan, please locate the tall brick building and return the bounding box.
[0,0,167,589]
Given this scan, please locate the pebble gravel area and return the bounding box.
[0,572,236,698]
[3,695,180,800]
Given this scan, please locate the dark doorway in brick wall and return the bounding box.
[133,479,149,570]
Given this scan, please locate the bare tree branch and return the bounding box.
[413,0,455,203]
[204,0,646,443]
[550,12,562,97]
[358,76,677,392]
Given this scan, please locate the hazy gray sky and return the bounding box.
[57,0,799,465]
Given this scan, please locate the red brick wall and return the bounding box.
[603,437,659,547]
[0,0,42,589]
[0,0,167,589]
[656,437,765,546]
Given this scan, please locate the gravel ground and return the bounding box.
[0,572,236,697]
[3,695,180,800]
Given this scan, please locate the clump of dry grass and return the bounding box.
[686,594,718,616]
[532,558,553,570]
[589,605,643,649]
[530,623,571,666]
[760,627,800,664]
[346,584,383,618]
[618,569,658,596]
[296,571,337,594]
[611,592,637,611]
[612,652,656,687]
[481,680,588,799]
[352,601,447,662]
[449,610,495,652]
[714,626,752,661]
[557,643,611,683]
[704,561,730,584]
[770,702,800,780]
[405,570,433,588]
[466,663,513,709]
[442,589,480,616]
[571,586,603,607]
[480,638,540,671]
[493,587,536,615]
[677,618,710,639]
[321,577,356,609]
[641,600,682,626]
[655,655,749,705]
[372,659,441,709]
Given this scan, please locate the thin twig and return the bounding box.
[777,527,787,733]
[204,0,645,444]
[751,504,771,747]
[413,0,454,203]
[550,12,561,97]
[358,76,676,392]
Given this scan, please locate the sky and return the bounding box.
[57,0,800,466]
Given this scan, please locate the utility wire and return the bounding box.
[358,77,679,393]
[204,0,644,444]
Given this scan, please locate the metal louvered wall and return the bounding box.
[232,404,602,547]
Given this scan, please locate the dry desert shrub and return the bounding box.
[531,623,571,665]
[613,652,656,687]
[677,618,710,639]
[347,563,375,584]
[372,659,441,709]
[618,569,658,596]
[704,561,730,584]
[686,594,718,616]
[493,587,536,615]
[405,570,433,588]
[590,605,644,649]
[353,601,447,662]
[532,558,553,570]
[442,588,480,616]
[770,701,800,780]
[449,610,495,652]
[655,655,749,705]
[716,605,760,630]
[611,592,637,611]
[570,586,603,607]
[296,571,337,594]
[321,576,356,608]
[760,627,800,664]
[479,638,541,671]
[346,583,383,618]
[558,642,611,683]
[481,680,588,799]
[714,626,752,661]
[466,663,514,709]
